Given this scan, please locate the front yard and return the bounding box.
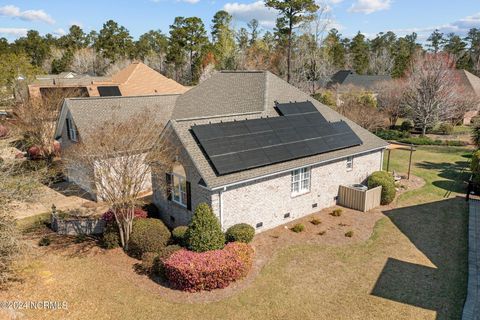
[1,146,470,320]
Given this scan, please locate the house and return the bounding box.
[150,71,388,232]
[54,94,179,199]
[455,70,480,124]
[29,62,188,100]
[327,70,392,92]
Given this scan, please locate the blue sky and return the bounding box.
[0,0,479,42]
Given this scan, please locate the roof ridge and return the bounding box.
[65,93,182,101]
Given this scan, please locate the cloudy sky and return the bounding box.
[1,0,479,42]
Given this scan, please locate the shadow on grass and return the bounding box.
[371,197,468,320]
[416,161,470,194]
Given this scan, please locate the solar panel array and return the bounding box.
[191,101,362,175]
[98,86,122,97]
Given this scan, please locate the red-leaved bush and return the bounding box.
[164,242,254,292]
[101,208,148,222]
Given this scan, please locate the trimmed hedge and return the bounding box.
[152,244,182,276]
[367,171,396,205]
[185,203,225,252]
[172,226,188,246]
[164,242,254,292]
[225,223,255,243]
[375,129,410,140]
[127,218,170,259]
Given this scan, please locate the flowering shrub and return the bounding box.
[164,242,254,292]
[101,208,148,223]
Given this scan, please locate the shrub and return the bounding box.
[38,236,51,246]
[75,234,87,243]
[164,242,254,292]
[101,208,148,223]
[290,223,305,233]
[471,150,480,185]
[185,203,225,252]
[225,223,255,243]
[472,122,480,147]
[313,90,336,107]
[153,244,183,276]
[400,120,413,132]
[310,218,322,225]
[345,231,354,237]
[102,222,120,249]
[127,218,171,259]
[375,129,410,140]
[331,209,342,217]
[141,252,158,274]
[436,122,454,135]
[172,226,188,246]
[368,171,396,205]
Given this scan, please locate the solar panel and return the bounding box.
[276,101,318,116]
[191,107,362,175]
[97,86,122,96]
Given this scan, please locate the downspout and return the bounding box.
[380,149,384,171]
[218,186,226,231]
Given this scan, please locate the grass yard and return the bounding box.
[1,146,470,320]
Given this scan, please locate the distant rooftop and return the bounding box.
[328,70,392,90]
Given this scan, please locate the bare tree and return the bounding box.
[70,48,109,76]
[375,79,407,127]
[403,53,474,135]
[63,110,176,249]
[369,47,394,75]
[14,87,85,160]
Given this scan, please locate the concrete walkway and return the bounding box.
[463,199,480,320]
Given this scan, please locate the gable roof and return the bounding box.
[55,94,179,140]
[328,70,392,90]
[456,69,480,97]
[112,62,188,96]
[164,71,388,189]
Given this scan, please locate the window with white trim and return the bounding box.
[291,167,310,196]
[346,156,353,171]
[172,172,187,207]
[66,118,78,142]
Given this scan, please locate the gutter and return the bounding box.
[208,146,388,191]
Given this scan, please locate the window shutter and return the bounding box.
[186,181,192,211]
[66,118,71,140]
[166,173,172,201]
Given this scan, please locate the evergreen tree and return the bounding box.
[349,32,369,74]
[236,28,249,50]
[211,10,232,42]
[265,0,319,83]
[135,30,168,60]
[391,33,419,78]
[324,29,346,69]
[95,20,135,62]
[427,29,444,53]
[444,33,470,70]
[247,19,259,45]
[185,203,225,252]
[13,30,51,67]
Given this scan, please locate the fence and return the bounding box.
[337,185,382,212]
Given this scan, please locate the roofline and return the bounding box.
[64,93,182,102]
[207,146,387,191]
[175,111,263,122]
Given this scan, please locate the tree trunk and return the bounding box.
[287,19,293,83]
[422,124,427,136]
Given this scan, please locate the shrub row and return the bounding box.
[164,242,254,292]
[397,136,467,146]
[375,129,411,140]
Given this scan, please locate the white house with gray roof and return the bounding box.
[151,71,388,232]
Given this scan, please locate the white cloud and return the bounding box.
[53,28,66,36]
[0,5,55,24]
[224,1,278,28]
[0,27,28,36]
[348,0,391,14]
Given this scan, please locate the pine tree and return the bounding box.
[350,32,369,74]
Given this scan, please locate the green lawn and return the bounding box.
[2,146,470,320]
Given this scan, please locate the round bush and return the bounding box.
[400,120,413,132]
[185,203,225,252]
[367,171,396,205]
[102,222,120,249]
[127,218,171,259]
[225,223,255,243]
[164,242,254,292]
[172,226,188,246]
[437,122,454,135]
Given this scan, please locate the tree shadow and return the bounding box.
[416,161,470,194]
[371,197,468,319]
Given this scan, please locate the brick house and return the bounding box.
[151,71,388,232]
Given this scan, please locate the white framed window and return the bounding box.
[291,167,310,196]
[172,172,187,207]
[346,156,353,171]
[66,118,78,142]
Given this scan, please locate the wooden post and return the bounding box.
[386,149,391,172]
[407,145,413,180]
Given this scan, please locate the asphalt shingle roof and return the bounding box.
[328,70,392,90]
[168,71,388,189]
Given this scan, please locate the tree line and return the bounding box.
[0,0,479,92]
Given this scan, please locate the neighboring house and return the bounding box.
[29,62,188,100]
[455,70,480,124]
[327,70,392,92]
[150,71,388,232]
[54,94,179,199]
